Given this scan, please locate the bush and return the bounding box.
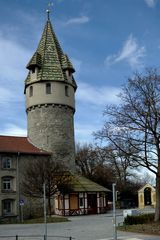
[124,213,154,225]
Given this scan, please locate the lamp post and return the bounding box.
[43,182,47,240]
[112,183,117,240]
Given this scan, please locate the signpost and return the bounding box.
[112,183,117,240]
[19,199,24,223]
[43,183,47,240]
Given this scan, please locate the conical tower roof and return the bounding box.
[25,19,76,88]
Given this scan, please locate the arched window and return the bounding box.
[46,83,51,94]
[29,86,33,97]
[65,85,69,97]
[144,187,151,205]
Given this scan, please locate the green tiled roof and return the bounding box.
[25,20,76,87]
[26,52,42,69]
[70,175,110,192]
[61,54,75,71]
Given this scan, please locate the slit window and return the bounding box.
[46,83,51,94]
[65,86,69,97]
[29,86,33,97]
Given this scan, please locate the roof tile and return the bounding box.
[0,136,51,155]
[25,20,76,89]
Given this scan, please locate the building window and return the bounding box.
[2,177,12,191]
[29,86,33,97]
[2,199,13,215]
[65,86,69,97]
[79,197,84,207]
[46,83,51,94]
[31,68,35,74]
[2,158,11,169]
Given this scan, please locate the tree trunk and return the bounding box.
[154,173,160,221]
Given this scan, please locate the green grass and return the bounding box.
[0,216,69,224]
[23,216,69,224]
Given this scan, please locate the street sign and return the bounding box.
[19,199,24,206]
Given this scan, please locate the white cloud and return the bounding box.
[0,33,30,81]
[77,82,120,106]
[105,34,145,69]
[0,124,27,136]
[144,0,156,8]
[65,16,90,25]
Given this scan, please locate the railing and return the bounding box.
[0,235,73,240]
[56,206,107,216]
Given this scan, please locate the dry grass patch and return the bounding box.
[118,222,160,235]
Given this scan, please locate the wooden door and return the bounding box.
[70,194,78,210]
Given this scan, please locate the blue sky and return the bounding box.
[0,0,160,143]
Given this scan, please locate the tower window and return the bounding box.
[46,83,51,94]
[31,68,35,74]
[65,86,69,97]
[29,86,33,97]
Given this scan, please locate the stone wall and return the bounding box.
[27,104,76,171]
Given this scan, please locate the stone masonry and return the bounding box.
[27,104,75,171]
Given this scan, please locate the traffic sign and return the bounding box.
[19,199,24,206]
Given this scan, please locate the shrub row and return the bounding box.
[124,213,154,225]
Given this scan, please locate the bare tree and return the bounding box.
[75,143,115,186]
[105,143,139,189]
[22,157,73,215]
[75,143,104,177]
[95,69,160,221]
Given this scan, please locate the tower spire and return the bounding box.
[46,9,50,21]
[46,2,53,21]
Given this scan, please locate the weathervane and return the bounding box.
[46,2,54,20]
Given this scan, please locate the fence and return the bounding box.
[0,236,73,240]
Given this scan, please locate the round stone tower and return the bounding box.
[24,18,77,171]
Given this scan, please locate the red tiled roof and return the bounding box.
[0,135,51,155]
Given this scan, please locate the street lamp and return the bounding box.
[112,183,117,240]
[43,182,47,240]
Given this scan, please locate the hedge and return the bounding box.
[124,213,154,225]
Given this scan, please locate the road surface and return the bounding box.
[0,212,159,240]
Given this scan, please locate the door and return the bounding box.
[144,187,151,205]
[87,194,97,214]
[70,194,78,210]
